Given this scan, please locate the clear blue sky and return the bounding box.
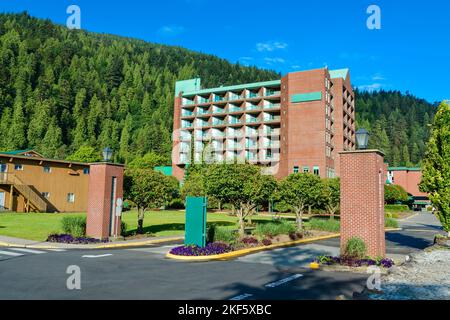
[1,0,449,103]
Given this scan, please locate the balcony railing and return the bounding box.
[212,120,225,126]
[182,111,194,117]
[264,116,281,122]
[247,117,260,124]
[213,109,226,114]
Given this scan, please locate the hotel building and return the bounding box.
[172,68,355,181]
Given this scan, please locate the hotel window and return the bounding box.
[313,166,320,176]
[303,166,309,173]
[83,168,90,175]
[43,166,51,173]
[294,166,299,174]
[67,193,75,203]
[42,192,50,199]
[14,164,23,171]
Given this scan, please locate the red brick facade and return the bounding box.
[340,150,386,258]
[86,163,124,240]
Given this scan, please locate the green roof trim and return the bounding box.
[329,68,349,80]
[175,78,201,97]
[0,149,34,155]
[154,166,173,176]
[182,80,281,97]
[291,91,322,103]
[388,167,422,172]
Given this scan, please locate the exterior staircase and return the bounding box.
[0,173,47,213]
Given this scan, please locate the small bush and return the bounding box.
[273,201,291,213]
[344,237,367,259]
[208,226,237,245]
[61,216,86,238]
[168,198,185,210]
[120,221,128,237]
[385,217,399,229]
[254,220,296,238]
[170,243,233,256]
[385,204,409,212]
[262,238,272,246]
[307,218,340,232]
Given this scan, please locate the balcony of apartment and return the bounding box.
[264,88,281,98]
[197,107,211,117]
[262,140,280,149]
[212,106,227,115]
[245,90,262,101]
[245,127,259,138]
[262,101,281,111]
[245,102,262,114]
[182,98,196,107]
[181,120,194,130]
[181,110,195,119]
[245,151,258,163]
[211,129,226,140]
[179,142,191,153]
[211,117,227,128]
[245,139,258,150]
[227,92,243,102]
[226,127,244,138]
[197,96,210,105]
[178,153,190,165]
[195,119,210,129]
[228,104,244,114]
[263,113,281,124]
[212,94,227,105]
[246,115,261,126]
[228,115,244,127]
[226,141,242,151]
[179,131,192,141]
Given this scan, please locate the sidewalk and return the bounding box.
[0,234,184,250]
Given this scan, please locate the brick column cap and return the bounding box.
[89,162,126,168]
[339,149,385,157]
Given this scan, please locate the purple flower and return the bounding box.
[170,242,233,256]
[47,234,107,244]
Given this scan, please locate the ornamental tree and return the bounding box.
[384,184,409,204]
[322,178,341,220]
[279,173,323,231]
[204,164,276,237]
[124,169,179,234]
[66,146,102,163]
[420,101,450,237]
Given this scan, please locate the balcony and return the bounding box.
[197,97,210,104]
[247,92,260,99]
[213,108,226,115]
[229,106,242,113]
[263,103,281,110]
[212,119,226,126]
[266,90,281,97]
[264,116,281,123]
[246,117,260,124]
[197,109,210,116]
[213,96,226,103]
[182,99,195,106]
[182,122,194,129]
[182,110,194,117]
[229,118,243,125]
[228,94,242,101]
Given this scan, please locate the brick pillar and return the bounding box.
[340,150,386,258]
[86,163,124,240]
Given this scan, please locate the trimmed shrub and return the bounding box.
[307,218,340,232]
[208,225,237,245]
[385,204,410,212]
[273,201,291,213]
[262,238,272,246]
[168,198,185,210]
[61,216,86,238]
[344,237,367,259]
[385,217,399,229]
[254,220,296,238]
[385,185,409,204]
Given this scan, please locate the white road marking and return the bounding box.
[0,250,25,257]
[229,293,253,301]
[265,274,303,288]
[82,254,113,259]
[9,248,46,254]
[46,249,67,252]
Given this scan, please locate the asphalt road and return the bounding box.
[0,213,441,300]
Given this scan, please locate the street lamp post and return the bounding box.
[102,147,113,162]
[356,129,370,150]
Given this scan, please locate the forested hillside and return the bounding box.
[0,13,437,166]
[0,12,278,163]
[356,90,436,166]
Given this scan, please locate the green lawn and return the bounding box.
[0,210,273,241]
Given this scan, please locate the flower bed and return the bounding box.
[47,234,108,244]
[169,242,233,257]
[314,255,395,269]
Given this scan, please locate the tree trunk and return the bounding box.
[308,205,312,216]
[295,208,303,232]
[137,208,145,234]
[448,230,450,239]
[238,208,245,238]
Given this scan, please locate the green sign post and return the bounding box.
[185,197,207,247]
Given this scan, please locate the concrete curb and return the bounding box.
[0,237,184,250]
[166,234,341,262]
[166,228,404,262]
